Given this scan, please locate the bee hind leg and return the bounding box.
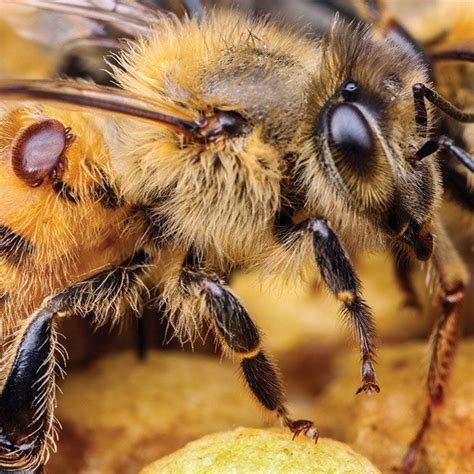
[402,220,468,472]
[0,249,151,471]
[0,307,59,472]
[179,258,318,442]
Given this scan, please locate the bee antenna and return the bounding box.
[0,80,203,139]
[413,83,474,131]
[411,83,474,172]
[430,51,474,63]
[183,0,204,23]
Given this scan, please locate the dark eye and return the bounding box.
[341,80,359,102]
[215,110,247,137]
[328,103,375,174]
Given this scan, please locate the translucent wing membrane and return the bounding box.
[2,0,161,45]
[62,36,126,52]
[0,79,203,137]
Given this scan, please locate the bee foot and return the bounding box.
[400,405,432,473]
[356,381,380,395]
[357,358,380,395]
[401,445,418,473]
[284,418,319,443]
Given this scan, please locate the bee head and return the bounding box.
[299,21,439,221]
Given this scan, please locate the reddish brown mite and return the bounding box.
[11,119,74,187]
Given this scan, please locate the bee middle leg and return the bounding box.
[0,250,151,471]
[402,221,469,472]
[391,246,421,310]
[441,161,474,214]
[179,260,318,441]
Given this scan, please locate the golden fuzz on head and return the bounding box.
[292,19,442,246]
[305,19,432,154]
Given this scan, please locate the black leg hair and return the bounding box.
[415,135,474,172]
[0,309,59,472]
[306,218,379,394]
[179,259,318,441]
[0,250,151,471]
[277,217,379,394]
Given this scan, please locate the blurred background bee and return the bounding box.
[0,0,472,472]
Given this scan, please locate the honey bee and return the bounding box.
[0,0,472,472]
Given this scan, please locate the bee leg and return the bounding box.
[0,250,151,471]
[441,161,474,213]
[391,247,421,310]
[402,221,468,472]
[136,314,147,360]
[431,51,474,62]
[0,308,60,472]
[415,135,474,172]
[304,218,379,395]
[180,266,318,442]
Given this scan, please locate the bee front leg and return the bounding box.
[441,161,474,213]
[414,134,474,173]
[0,250,151,471]
[278,216,378,395]
[402,221,468,472]
[179,262,318,442]
[307,218,379,394]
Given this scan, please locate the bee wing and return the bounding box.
[2,0,163,49]
[0,79,203,136]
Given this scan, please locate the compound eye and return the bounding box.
[11,119,73,187]
[341,80,359,102]
[329,103,375,173]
